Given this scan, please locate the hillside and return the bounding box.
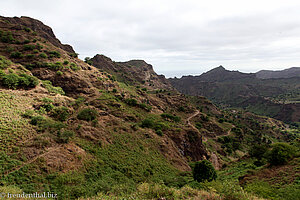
[0,16,299,200]
[256,67,300,79]
[169,66,300,123]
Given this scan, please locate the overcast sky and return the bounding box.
[2,0,300,77]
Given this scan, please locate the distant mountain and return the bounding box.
[256,67,300,79]
[169,66,300,123]
[198,65,255,82]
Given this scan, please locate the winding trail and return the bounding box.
[186,110,207,142]
[3,146,60,177]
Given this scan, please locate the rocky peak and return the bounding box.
[0,16,75,53]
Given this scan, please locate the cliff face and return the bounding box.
[0,16,75,53]
[91,54,173,90]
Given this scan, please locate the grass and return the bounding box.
[0,91,36,152]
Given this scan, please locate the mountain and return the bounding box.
[256,67,300,79]
[0,16,299,200]
[90,54,173,90]
[169,66,300,123]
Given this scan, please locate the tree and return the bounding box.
[268,143,296,165]
[193,160,217,182]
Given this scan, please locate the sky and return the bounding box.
[2,0,300,77]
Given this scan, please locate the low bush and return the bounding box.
[2,73,19,89]
[23,44,36,51]
[139,103,152,112]
[161,113,181,122]
[0,31,14,43]
[51,106,70,122]
[56,71,63,76]
[125,98,138,106]
[57,130,75,143]
[0,55,12,69]
[48,51,61,58]
[77,108,98,121]
[41,80,65,95]
[10,51,23,59]
[39,53,47,59]
[70,63,80,71]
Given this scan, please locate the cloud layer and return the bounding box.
[2,0,300,77]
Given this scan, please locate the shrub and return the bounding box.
[125,98,138,106]
[192,160,217,182]
[25,54,35,59]
[48,51,61,58]
[63,60,69,65]
[84,57,93,65]
[155,130,163,136]
[33,49,39,54]
[24,27,32,32]
[41,80,65,95]
[195,122,202,130]
[249,144,268,161]
[56,71,63,76]
[0,55,12,69]
[141,88,147,91]
[51,106,70,122]
[139,103,152,112]
[39,53,47,58]
[112,88,117,93]
[268,143,296,165]
[141,118,155,128]
[23,39,30,44]
[10,51,23,59]
[23,44,36,51]
[0,69,5,79]
[161,113,181,122]
[77,108,98,121]
[70,63,80,71]
[0,31,14,43]
[2,73,19,89]
[41,103,54,112]
[218,118,225,123]
[19,73,39,88]
[69,53,79,58]
[57,130,74,143]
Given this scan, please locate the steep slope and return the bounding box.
[169,66,300,123]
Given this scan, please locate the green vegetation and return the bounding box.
[48,51,61,58]
[192,160,217,182]
[70,63,80,71]
[0,55,12,69]
[0,30,14,43]
[161,113,181,122]
[39,53,47,58]
[0,72,39,89]
[10,51,23,59]
[77,108,98,121]
[50,106,70,122]
[268,142,296,165]
[84,57,93,65]
[41,80,65,95]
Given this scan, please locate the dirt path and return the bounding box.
[3,146,60,177]
[186,110,207,142]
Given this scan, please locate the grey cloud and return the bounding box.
[1,0,300,77]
